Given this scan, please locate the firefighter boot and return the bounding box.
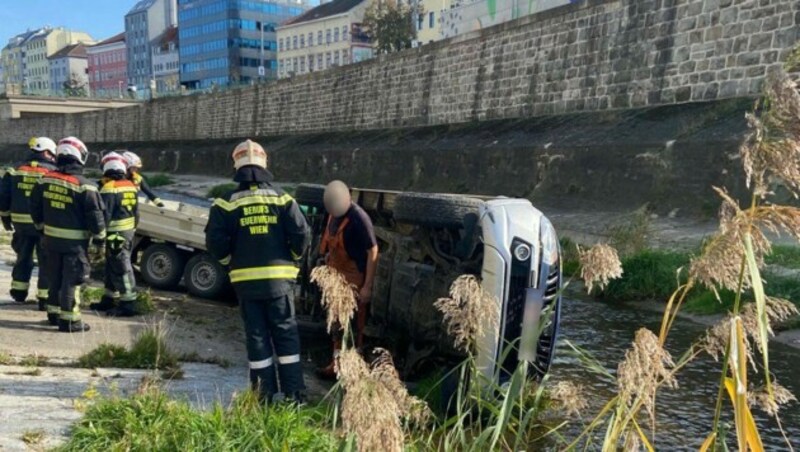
[58,319,91,333]
[90,295,117,312]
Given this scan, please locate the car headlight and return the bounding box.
[540,216,559,266]
[514,243,532,261]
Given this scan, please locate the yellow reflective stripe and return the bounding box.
[37,289,49,299]
[11,280,29,291]
[44,225,90,240]
[0,211,9,217]
[108,217,136,232]
[213,194,294,211]
[229,265,299,283]
[9,169,46,178]
[47,304,60,314]
[95,230,107,240]
[10,213,33,224]
[40,178,98,193]
[219,255,231,266]
[290,250,302,261]
[101,186,139,194]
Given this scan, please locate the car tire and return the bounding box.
[393,192,484,229]
[294,183,326,209]
[140,244,186,290]
[183,253,227,299]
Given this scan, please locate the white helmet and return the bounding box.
[122,151,142,169]
[56,137,89,166]
[101,151,128,174]
[232,139,268,170]
[29,137,57,154]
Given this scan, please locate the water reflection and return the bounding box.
[551,298,800,449]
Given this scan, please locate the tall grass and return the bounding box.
[570,59,800,451]
[77,322,178,371]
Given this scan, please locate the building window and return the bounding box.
[308,54,314,71]
[317,53,322,69]
[279,38,283,51]
[429,12,435,28]
[418,14,424,30]
[292,57,297,72]
[300,57,305,72]
[334,28,339,42]
[326,29,331,44]
[308,32,313,46]
[292,36,298,49]
[325,52,331,67]
[343,49,349,64]
[343,25,349,41]
[300,34,305,48]
[317,31,322,45]
[334,50,340,66]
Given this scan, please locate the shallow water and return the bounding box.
[550,298,800,450]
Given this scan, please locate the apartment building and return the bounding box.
[125,0,178,97]
[87,33,128,98]
[48,43,89,95]
[24,28,94,95]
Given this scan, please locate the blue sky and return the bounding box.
[0,1,132,45]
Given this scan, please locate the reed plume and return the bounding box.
[435,275,499,352]
[578,243,623,293]
[311,265,358,334]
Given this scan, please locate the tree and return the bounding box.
[63,72,88,97]
[362,0,421,55]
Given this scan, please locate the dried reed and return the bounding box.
[578,243,623,293]
[434,275,499,352]
[310,265,358,334]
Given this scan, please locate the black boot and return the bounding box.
[10,289,27,303]
[90,295,117,312]
[37,298,47,312]
[58,319,91,333]
[47,313,58,326]
[106,301,139,318]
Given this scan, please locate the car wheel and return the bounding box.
[294,183,326,209]
[183,253,227,299]
[140,244,186,290]
[393,192,484,229]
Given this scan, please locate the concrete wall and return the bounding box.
[0,0,798,145]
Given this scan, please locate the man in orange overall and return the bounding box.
[316,180,379,379]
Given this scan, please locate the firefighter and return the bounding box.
[121,151,165,207]
[30,137,105,332]
[90,152,140,316]
[316,180,379,380]
[0,137,58,310]
[205,140,310,403]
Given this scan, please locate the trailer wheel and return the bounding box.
[140,244,185,290]
[184,253,227,299]
[294,184,326,209]
[394,193,484,229]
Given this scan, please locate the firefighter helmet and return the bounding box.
[29,137,57,154]
[101,151,128,174]
[232,140,268,170]
[56,137,89,165]
[122,151,143,169]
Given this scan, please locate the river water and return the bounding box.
[551,298,800,450]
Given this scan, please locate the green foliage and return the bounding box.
[58,388,337,451]
[206,183,237,199]
[143,173,175,187]
[765,244,800,269]
[601,250,690,301]
[606,205,651,257]
[559,237,581,277]
[0,351,11,365]
[77,325,178,371]
[685,272,800,316]
[134,290,156,315]
[363,0,418,55]
[81,287,105,304]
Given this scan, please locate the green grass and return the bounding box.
[765,244,800,269]
[600,250,690,301]
[58,388,337,451]
[134,290,156,315]
[21,429,45,446]
[0,351,12,365]
[684,272,800,316]
[77,325,178,371]
[559,237,581,277]
[143,173,175,188]
[206,183,237,199]
[81,287,105,304]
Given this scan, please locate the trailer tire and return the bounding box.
[184,253,227,299]
[294,184,326,209]
[394,193,484,229]
[140,244,186,290]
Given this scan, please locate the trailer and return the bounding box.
[134,199,229,299]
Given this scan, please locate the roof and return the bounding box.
[284,0,363,26]
[152,26,178,49]
[127,0,157,15]
[48,43,87,60]
[90,32,126,48]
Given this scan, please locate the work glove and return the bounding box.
[153,198,166,208]
[1,217,13,232]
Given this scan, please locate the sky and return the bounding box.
[0,0,132,45]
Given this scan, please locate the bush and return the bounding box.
[59,388,337,451]
[601,250,690,301]
[765,244,800,269]
[559,237,581,277]
[77,324,178,371]
[206,183,237,199]
[143,173,175,188]
[685,272,800,315]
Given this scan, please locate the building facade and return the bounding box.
[48,44,89,96]
[152,26,180,94]
[87,33,128,98]
[178,0,308,90]
[413,0,450,45]
[1,30,40,95]
[276,0,372,79]
[125,0,178,97]
[24,28,94,96]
